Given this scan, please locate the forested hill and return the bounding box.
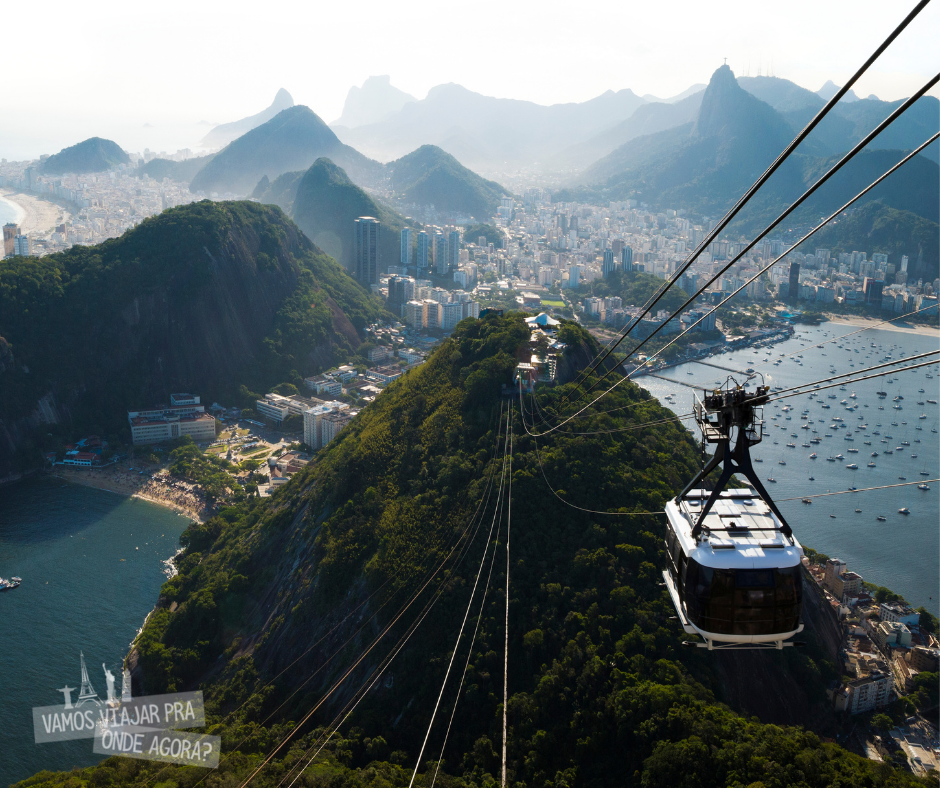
[0,200,385,476]
[20,314,928,787]
[39,136,129,175]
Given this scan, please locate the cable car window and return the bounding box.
[736,569,774,588]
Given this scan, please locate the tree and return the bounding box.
[871,713,893,731]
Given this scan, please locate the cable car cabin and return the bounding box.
[663,487,804,650]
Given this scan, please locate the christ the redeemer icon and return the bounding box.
[57,685,76,709]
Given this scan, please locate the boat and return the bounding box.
[836,453,845,459]
[911,454,918,459]
[867,463,876,467]
[919,414,928,419]
[0,576,21,592]
[928,399,937,404]
[847,448,858,453]
[898,508,910,515]
[871,452,879,457]
[808,476,815,480]
[919,484,931,491]
[829,514,836,518]
[786,442,796,448]
[779,460,787,465]
[801,498,812,504]
[877,516,887,522]
[855,509,862,513]
[767,477,776,482]
[898,476,906,480]
[846,463,858,469]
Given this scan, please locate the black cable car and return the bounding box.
[663,384,805,650]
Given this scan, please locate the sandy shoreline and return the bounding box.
[825,314,940,338]
[51,463,211,524]
[0,188,68,234]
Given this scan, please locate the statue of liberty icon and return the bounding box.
[75,652,101,706]
[103,664,117,704]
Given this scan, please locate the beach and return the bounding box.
[825,313,940,338]
[51,460,211,523]
[0,188,68,234]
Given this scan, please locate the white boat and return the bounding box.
[898,508,910,515]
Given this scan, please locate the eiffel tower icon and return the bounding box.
[76,652,101,707]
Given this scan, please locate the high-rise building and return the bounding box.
[602,249,616,278]
[434,231,447,275]
[448,230,460,272]
[417,231,430,271]
[900,255,909,272]
[863,277,884,309]
[621,246,634,272]
[3,223,19,257]
[400,228,412,267]
[787,261,801,302]
[13,234,30,257]
[355,217,379,286]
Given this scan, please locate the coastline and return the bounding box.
[0,188,67,234]
[825,314,940,338]
[51,465,210,524]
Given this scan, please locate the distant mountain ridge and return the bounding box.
[200,89,295,149]
[40,137,129,175]
[139,153,216,184]
[388,144,508,219]
[333,75,417,128]
[190,105,382,196]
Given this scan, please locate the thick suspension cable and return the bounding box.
[408,405,512,788]
[559,0,932,402]
[768,359,940,403]
[501,408,513,788]
[621,133,940,380]
[778,480,939,502]
[570,73,940,410]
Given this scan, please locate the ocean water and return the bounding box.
[0,478,188,784]
[637,324,940,616]
[0,193,22,227]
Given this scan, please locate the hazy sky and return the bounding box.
[1,0,936,159]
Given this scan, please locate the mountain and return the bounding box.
[286,157,413,272]
[388,144,509,218]
[794,201,939,281]
[554,90,704,168]
[570,66,940,224]
[20,311,923,788]
[0,200,384,477]
[576,65,793,210]
[190,106,382,196]
[138,153,216,183]
[331,82,649,169]
[333,75,417,128]
[739,75,939,164]
[816,80,861,103]
[642,83,706,103]
[39,137,129,175]
[199,88,295,149]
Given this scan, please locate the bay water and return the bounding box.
[0,478,188,784]
[638,323,940,617]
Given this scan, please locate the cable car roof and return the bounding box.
[666,488,803,570]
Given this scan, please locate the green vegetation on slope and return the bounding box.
[0,200,385,473]
[39,136,130,175]
[462,223,504,247]
[139,153,216,183]
[22,314,927,788]
[389,145,509,219]
[290,157,415,272]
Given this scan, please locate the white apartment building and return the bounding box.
[304,376,343,397]
[303,402,351,450]
[128,394,216,445]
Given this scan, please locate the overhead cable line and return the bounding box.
[778,480,939,502]
[767,358,940,402]
[239,408,510,787]
[408,405,512,788]
[522,91,940,441]
[567,73,940,413]
[556,0,932,403]
[501,407,513,788]
[618,133,940,383]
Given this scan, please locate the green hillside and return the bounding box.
[16,314,926,788]
[39,136,130,175]
[289,157,414,272]
[190,106,383,196]
[389,144,509,219]
[0,200,384,474]
[139,153,216,183]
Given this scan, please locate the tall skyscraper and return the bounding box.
[417,231,430,271]
[448,230,460,271]
[3,223,20,257]
[13,234,30,257]
[621,246,634,272]
[602,249,616,278]
[434,231,447,275]
[355,217,379,286]
[787,261,800,303]
[400,228,412,267]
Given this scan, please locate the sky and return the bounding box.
[0,0,936,160]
